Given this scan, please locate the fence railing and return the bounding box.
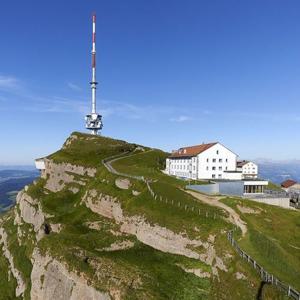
[103,153,221,220]
[104,153,299,298]
[146,180,221,219]
[227,230,300,299]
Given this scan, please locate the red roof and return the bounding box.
[237,160,249,167]
[170,142,217,158]
[281,179,297,188]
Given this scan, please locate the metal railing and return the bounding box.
[227,230,300,299]
[103,153,220,219]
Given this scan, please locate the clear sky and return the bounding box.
[0,0,300,164]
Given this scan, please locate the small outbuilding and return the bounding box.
[280,179,300,192]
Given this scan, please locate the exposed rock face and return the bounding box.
[41,159,96,192]
[115,178,131,190]
[0,133,241,299]
[69,187,80,194]
[83,190,227,274]
[50,223,62,233]
[16,190,45,241]
[236,272,247,280]
[63,134,78,149]
[0,227,26,297]
[101,240,134,252]
[132,190,141,196]
[179,265,211,278]
[83,190,203,258]
[237,205,261,214]
[31,249,111,300]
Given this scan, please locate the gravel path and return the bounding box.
[102,149,153,181]
[185,190,247,236]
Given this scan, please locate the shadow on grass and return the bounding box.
[256,281,270,300]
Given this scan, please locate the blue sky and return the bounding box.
[1,0,300,164]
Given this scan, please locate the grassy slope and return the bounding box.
[48,132,138,167]
[111,145,287,299]
[30,177,211,299]
[222,197,300,291]
[46,133,263,298]
[0,215,20,300]
[0,132,290,299]
[266,182,283,191]
[30,133,214,298]
[0,210,34,300]
[111,149,228,239]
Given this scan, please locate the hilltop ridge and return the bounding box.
[0,132,297,299]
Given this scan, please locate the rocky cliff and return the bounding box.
[0,132,279,299]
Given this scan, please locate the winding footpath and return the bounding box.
[102,149,153,181]
[185,190,247,236]
[103,150,247,236]
[101,151,300,299]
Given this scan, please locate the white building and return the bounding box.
[35,158,46,171]
[237,160,258,179]
[166,142,238,180]
[166,142,258,181]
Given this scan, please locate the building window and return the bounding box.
[226,159,228,163]
[212,159,216,163]
[206,166,209,170]
[225,167,228,170]
[219,166,222,170]
[212,166,216,170]
[216,150,219,155]
[212,174,216,179]
[219,159,222,163]
[218,174,222,178]
[206,158,209,162]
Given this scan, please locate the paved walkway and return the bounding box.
[185,190,247,236]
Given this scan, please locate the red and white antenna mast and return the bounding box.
[85,13,103,135]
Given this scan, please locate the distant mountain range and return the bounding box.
[0,169,39,213]
[256,159,300,184]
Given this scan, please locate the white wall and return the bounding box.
[223,172,242,180]
[166,157,195,179]
[197,143,237,180]
[245,197,291,209]
[35,159,45,170]
[166,143,238,180]
[240,162,258,178]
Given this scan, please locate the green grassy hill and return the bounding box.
[0,132,295,299]
[222,197,300,291]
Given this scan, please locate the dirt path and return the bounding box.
[185,190,247,236]
[102,149,153,181]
